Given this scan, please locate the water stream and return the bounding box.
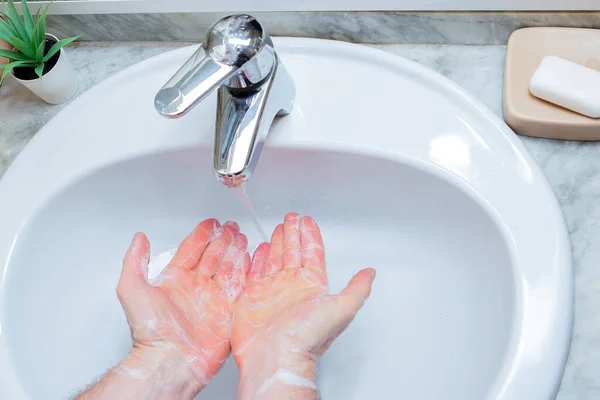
[234,184,269,243]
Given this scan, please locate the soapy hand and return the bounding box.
[118,219,250,390]
[78,219,250,400]
[231,213,376,400]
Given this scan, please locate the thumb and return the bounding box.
[310,268,376,356]
[117,232,150,301]
[338,268,376,315]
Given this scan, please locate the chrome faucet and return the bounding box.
[154,14,295,187]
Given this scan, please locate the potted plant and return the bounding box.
[0,36,9,83]
[0,0,79,104]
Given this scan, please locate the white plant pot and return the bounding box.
[11,33,78,105]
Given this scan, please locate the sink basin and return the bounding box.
[0,39,572,399]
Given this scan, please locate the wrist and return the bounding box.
[238,352,317,400]
[114,347,203,399]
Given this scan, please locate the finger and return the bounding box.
[248,242,270,283]
[299,216,327,284]
[228,252,251,301]
[312,269,376,350]
[117,233,150,301]
[337,268,377,315]
[167,219,220,271]
[282,212,302,270]
[213,232,248,287]
[264,224,284,275]
[196,221,239,279]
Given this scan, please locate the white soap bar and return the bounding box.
[529,55,600,118]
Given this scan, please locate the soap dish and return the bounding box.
[504,27,600,141]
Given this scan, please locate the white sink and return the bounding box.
[0,38,572,399]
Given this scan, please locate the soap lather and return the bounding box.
[529,55,600,119]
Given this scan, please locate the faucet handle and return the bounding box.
[155,14,276,118]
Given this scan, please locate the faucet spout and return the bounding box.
[214,58,294,187]
[154,14,295,187]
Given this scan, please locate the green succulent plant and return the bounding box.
[0,0,79,83]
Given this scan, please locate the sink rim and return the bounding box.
[0,38,572,399]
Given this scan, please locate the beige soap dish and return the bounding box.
[504,27,600,141]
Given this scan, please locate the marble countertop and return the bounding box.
[0,42,598,399]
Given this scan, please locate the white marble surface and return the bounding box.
[44,12,600,44]
[0,42,598,398]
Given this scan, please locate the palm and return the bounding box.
[128,269,231,360]
[232,269,329,358]
[118,220,250,386]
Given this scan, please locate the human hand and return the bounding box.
[231,213,376,400]
[110,219,249,398]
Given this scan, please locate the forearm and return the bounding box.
[76,348,202,400]
[237,353,318,400]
